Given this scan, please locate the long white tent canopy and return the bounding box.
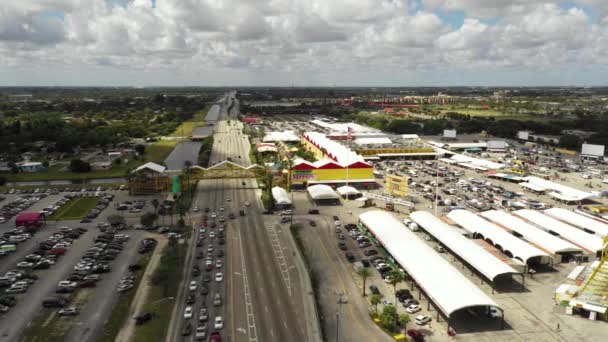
[513,209,604,254]
[545,208,608,237]
[359,211,499,317]
[447,210,550,264]
[410,211,520,282]
[480,210,581,255]
[271,186,292,205]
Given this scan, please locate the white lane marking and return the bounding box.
[238,228,258,342]
[265,225,292,296]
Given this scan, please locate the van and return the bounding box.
[352,262,364,272]
[0,245,17,253]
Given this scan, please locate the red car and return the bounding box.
[50,248,66,255]
[209,332,221,341]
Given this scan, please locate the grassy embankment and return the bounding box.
[95,253,152,342]
[48,196,100,221]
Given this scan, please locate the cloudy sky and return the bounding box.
[1,0,607,86]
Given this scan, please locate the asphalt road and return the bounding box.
[166,95,309,342]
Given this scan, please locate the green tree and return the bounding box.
[0,175,6,186]
[134,144,146,156]
[387,270,405,328]
[357,268,372,297]
[370,294,382,315]
[107,214,125,226]
[380,305,397,332]
[69,159,91,173]
[140,212,158,228]
[398,313,410,328]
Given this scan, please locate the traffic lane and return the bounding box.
[307,216,395,342]
[64,231,146,342]
[224,180,251,342]
[0,222,98,342]
[238,187,302,342]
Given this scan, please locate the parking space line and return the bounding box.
[265,224,292,296]
[237,228,258,342]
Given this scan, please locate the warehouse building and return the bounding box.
[359,211,505,331]
[306,185,341,205]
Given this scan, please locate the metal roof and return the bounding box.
[480,210,582,255]
[410,211,520,282]
[544,208,608,237]
[271,187,292,205]
[359,211,499,317]
[513,209,604,253]
[306,185,340,200]
[447,210,550,264]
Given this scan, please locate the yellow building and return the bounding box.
[385,174,409,197]
[290,159,376,189]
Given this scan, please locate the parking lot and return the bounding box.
[0,187,168,341]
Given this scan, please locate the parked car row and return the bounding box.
[78,194,114,223]
[117,199,145,213]
[0,194,46,221]
[4,185,126,196]
[138,238,157,254]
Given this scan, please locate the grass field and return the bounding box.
[132,243,187,342]
[96,254,151,342]
[49,197,100,221]
[169,106,209,138]
[144,140,179,164]
[1,161,136,182]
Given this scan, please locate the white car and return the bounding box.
[58,281,77,288]
[406,305,421,314]
[211,213,217,218]
[189,281,197,291]
[415,314,431,325]
[193,207,200,212]
[214,316,223,329]
[17,262,34,268]
[184,306,193,319]
[334,221,341,226]
[219,207,225,211]
[215,272,223,282]
[215,260,223,269]
[209,232,215,239]
[244,201,250,206]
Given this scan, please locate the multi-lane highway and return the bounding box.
[166,95,310,342]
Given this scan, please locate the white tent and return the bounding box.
[524,176,594,202]
[354,137,392,146]
[307,185,340,200]
[359,211,501,318]
[271,187,292,205]
[132,162,166,174]
[410,211,521,284]
[336,186,360,196]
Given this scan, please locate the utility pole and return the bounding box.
[336,293,347,342]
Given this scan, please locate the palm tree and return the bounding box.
[370,294,382,315]
[387,269,405,327]
[183,160,193,197]
[151,199,160,226]
[357,268,372,297]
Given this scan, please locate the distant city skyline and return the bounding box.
[1,0,608,86]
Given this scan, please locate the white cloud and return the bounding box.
[0,0,606,85]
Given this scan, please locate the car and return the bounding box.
[215,272,223,282]
[209,332,222,341]
[345,252,355,262]
[308,209,319,214]
[195,325,207,340]
[244,201,250,206]
[434,245,445,253]
[198,307,209,322]
[213,292,223,306]
[214,316,224,329]
[309,220,316,227]
[338,242,347,251]
[202,275,211,283]
[58,306,79,316]
[184,306,193,319]
[363,249,378,256]
[17,261,34,268]
[200,285,209,295]
[182,323,193,336]
[334,220,341,226]
[134,312,154,325]
[189,280,198,291]
[219,207,225,211]
[369,285,380,295]
[415,315,431,326]
[186,294,196,304]
[338,234,345,240]
[215,259,223,268]
[193,207,200,212]
[403,298,419,307]
[406,304,422,314]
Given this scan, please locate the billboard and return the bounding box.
[517,131,529,140]
[385,174,409,197]
[443,129,457,138]
[581,144,605,157]
[487,140,507,149]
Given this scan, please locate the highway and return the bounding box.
[166,94,309,342]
